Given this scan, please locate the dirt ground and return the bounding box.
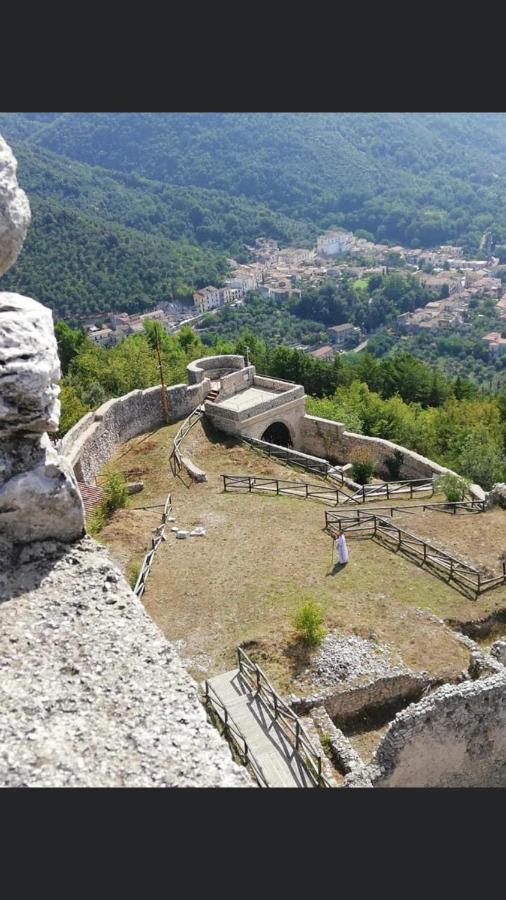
[94,420,506,694]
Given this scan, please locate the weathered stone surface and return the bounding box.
[372,673,506,787]
[0,434,84,545]
[487,482,506,509]
[490,639,506,666]
[0,135,31,277]
[0,537,249,787]
[0,293,61,433]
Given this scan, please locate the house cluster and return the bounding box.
[306,322,360,360]
[397,269,504,335]
[483,330,506,356]
[86,308,168,347]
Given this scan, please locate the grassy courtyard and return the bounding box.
[96,420,506,693]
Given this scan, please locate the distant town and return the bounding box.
[80,228,506,360]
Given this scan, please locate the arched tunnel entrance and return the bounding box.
[261,421,293,447]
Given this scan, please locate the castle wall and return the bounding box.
[63,380,209,484]
[372,672,506,787]
[187,354,245,384]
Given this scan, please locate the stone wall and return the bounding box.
[218,365,255,399]
[63,380,209,484]
[299,414,488,499]
[291,673,430,721]
[187,354,245,384]
[0,537,249,787]
[371,671,506,787]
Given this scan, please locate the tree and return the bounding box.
[144,320,169,423]
[55,321,86,374]
[453,426,505,490]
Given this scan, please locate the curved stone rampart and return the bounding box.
[371,671,506,787]
[63,380,210,484]
[187,354,245,384]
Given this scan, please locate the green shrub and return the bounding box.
[127,560,141,589]
[294,600,326,646]
[101,469,128,516]
[434,472,469,503]
[384,449,404,480]
[86,506,106,536]
[351,448,375,485]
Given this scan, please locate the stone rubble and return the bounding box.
[300,631,410,690]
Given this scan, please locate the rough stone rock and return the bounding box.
[487,483,506,509]
[298,631,410,691]
[0,136,31,277]
[0,537,249,787]
[0,434,85,546]
[126,481,144,494]
[490,639,506,666]
[0,293,61,433]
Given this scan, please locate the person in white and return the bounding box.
[336,529,349,565]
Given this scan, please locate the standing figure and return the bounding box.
[337,529,349,565]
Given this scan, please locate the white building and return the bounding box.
[193,286,223,313]
[316,230,354,257]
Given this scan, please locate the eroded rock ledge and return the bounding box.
[0,537,249,787]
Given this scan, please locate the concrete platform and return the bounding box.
[214,386,281,414]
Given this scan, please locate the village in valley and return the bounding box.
[79,227,506,364]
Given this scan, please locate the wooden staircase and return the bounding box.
[205,387,220,403]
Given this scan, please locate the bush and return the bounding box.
[384,449,404,480]
[127,560,141,589]
[294,599,326,646]
[86,469,127,537]
[434,472,469,503]
[101,469,128,516]
[351,448,375,485]
[86,506,106,536]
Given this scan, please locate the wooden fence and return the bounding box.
[237,647,330,788]
[325,509,506,597]
[345,477,435,504]
[202,680,268,788]
[133,493,172,599]
[222,474,350,505]
[346,499,487,518]
[169,406,204,476]
[240,436,333,477]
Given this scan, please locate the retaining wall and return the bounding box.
[290,673,430,721]
[300,414,485,499]
[372,671,506,787]
[63,380,209,484]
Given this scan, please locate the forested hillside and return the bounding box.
[4,112,506,253]
[0,134,312,319]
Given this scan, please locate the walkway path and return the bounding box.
[207,669,315,787]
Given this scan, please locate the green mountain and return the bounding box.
[3,112,506,252]
[0,135,313,320]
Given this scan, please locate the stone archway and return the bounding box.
[261,421,293,447]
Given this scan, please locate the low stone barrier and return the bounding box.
[371,671,506,787]
[62,380,209,485]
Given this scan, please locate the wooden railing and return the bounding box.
[344,477,435,504]
[241,436,332,477]
[237,647,331,788]
[222,474,354,506]
[325,509,506,597]
[169,406,204,476]
[202,680,268,788]
[348,499,486,518]
[133,493,172,598]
